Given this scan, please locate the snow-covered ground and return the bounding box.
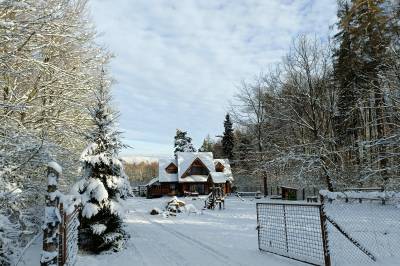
[19,195,400,266]
[76,196,299,266]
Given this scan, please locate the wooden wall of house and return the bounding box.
[147,182,178,198]
[179,182,208,195]
[148,181,232,197]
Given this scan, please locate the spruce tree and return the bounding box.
[75,72,130,253]
[334,0,391,179]
[334,1,360,146]
[222,113,234,160]
[174,129,196,155]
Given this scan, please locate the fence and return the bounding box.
[320,191,400,265]
[58,203,80,266]
[256,202,330,266]
[257,192,400,266]
[41,163,80,266]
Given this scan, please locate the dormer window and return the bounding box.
[188,158,209,176]
[181,158,209,178]
[166,163,178,174]
[215,162,224,172]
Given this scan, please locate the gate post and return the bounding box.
[263,172,268,197]
[319,197,331,266]
[41,162,62,266]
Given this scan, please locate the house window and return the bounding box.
[166,163,178,174]
[190,184,204,194]
[189,158,209,175]
[215,162,224,172]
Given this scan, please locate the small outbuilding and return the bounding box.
[281,186,305,201]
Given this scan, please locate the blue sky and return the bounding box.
[89,0,337,157]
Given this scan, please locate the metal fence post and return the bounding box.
[256,203,261,250]
[283,204,289,253]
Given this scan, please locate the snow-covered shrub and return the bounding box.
[74,77,130,253]
[165,197,186,215]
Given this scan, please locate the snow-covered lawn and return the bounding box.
[76,196,299,266]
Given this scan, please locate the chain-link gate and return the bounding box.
[256,202,330,266]
[320,193,400,265]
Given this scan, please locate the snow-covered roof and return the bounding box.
[158,158,178,182]
[209,172,229,183]
[181,175,208,183]
[146,177,159,187]
[157,153,234,184]
[213,159,234,181]
[177,152,215,182]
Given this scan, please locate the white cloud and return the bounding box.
[89,0,337,156]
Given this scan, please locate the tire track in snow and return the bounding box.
[151,219,244,266]
[127,228,149,266]
[128,209,191,266]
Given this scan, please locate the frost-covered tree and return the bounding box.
[173,129,196,155]
[222,113,234,160]
[74,72,130,253]
[0,0,111,262]
[199,134,214,152]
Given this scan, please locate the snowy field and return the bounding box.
[75,196,300,266]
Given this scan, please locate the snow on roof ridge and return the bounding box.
[177,152,214,182]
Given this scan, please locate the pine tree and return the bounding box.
[199,134,214,152]
[222,113,234,160]
[75,71,130,253]
[334,0,391,180]
[174,129,196,155]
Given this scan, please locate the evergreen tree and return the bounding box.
[334,0,391,178]
[199,134,214,152]
[222,113,234,160]
[74,71,130,253]
[174,129,196,155]
[334,1,360,146]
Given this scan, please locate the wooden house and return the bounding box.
[147,152,233,198]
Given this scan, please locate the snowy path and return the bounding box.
[76,197,300,266]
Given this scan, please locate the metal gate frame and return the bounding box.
[256,202,331,266]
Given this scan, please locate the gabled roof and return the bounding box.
[158,158,178,182]
[213,159,234,182]
[209,172,229,183]
[146,177,159,186]
[177,152,214,182]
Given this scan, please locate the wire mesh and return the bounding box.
[321,196,400,265]
[257,202,327,265]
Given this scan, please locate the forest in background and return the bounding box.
[123,161,158,186]
[228,0,400,192]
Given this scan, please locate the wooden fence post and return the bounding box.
[319,199,332,266]
[41,162,62,266]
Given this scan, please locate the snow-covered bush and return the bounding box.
[165,197,186,215]
[74,75,130,253]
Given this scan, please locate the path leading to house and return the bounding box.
[76,197,300,266]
